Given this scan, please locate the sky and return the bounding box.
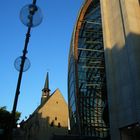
[0,0,84,121]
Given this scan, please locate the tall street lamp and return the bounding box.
[8,0,43,139]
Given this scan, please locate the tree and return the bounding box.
[0,106,21,129]
[0,106,21,139]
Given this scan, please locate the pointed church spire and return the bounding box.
[41,72,50,104]
[44,72,49,91]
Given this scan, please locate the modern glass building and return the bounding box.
[68,0,110,139]
[69,0,140,140]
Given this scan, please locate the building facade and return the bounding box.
[21,73,68,140]
[68,0,140,140]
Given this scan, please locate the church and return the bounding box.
[20,72,69,140]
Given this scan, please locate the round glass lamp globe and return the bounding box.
[14,56,31,72]
[20,4,43,27]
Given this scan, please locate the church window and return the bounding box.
[50,121,54,127]
[58,122,61,127]
[55,117,57,120]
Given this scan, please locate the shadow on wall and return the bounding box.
[15,112,68,140]
[104,32,140,140]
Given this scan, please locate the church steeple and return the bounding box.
[41,72,50,104]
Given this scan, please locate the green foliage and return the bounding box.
[0,106,21,129]
[15,111,21,124]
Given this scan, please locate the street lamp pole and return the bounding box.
[7,0,43,139]
[10,25,31,140]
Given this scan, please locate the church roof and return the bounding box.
[32,88,67,116]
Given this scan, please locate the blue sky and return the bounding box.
[0,0,84,121]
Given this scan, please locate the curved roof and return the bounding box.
[73,0,92,60]
[68,0,92,64]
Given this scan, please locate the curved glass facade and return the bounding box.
[68,0,110,139]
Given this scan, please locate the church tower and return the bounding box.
[41,72,50,104]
